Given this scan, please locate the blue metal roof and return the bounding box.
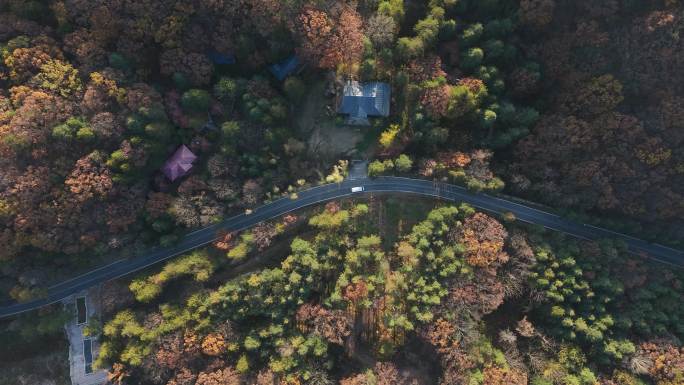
[208,51,236,65]
[270,55,300,81]
[338,81,390,119]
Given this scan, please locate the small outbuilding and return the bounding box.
[337,80,390,125]
[162,144,197,182]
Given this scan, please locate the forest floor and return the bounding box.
[0,348,70,385]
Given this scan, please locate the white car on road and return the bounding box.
[351,186,364,193]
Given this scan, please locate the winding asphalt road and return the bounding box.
[1,176,682,318]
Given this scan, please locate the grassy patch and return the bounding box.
[383,196,437,248]
[355,123,383,154]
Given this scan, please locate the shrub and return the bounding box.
[396,37,424,60]
[227,233,254,261]
[482,109,497,128]
[461,23,483,47]
[76,126,96,141]
[395,154,413,172]
[236,355,249,373]
[461,48,484,71]
[52,117,89,141]
[214,77,241,102]
[379,124,400,149]
[129,252,214,302]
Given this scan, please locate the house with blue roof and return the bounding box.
[337,80,391,125]
[270,55,301,81]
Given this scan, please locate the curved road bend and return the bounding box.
[1,177,682,318]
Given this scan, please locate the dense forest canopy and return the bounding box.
[0,0,683,384]
[1,0,682,301]
[92,201,684,385]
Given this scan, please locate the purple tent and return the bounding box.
[162,145,197,182]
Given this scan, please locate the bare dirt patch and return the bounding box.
[308,123,363,159]
[296,79,363,161]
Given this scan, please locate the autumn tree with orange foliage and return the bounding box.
[420,84,451,119]
[294,6,364,71]
[166,368,197,385]
[195,367,243,385]
[107,362,129,385]
[483,366,527,385]
[64,151,114,202]
[296,303,352,345]
[326,7,364,71]
[339,372,369,385]
[145,192,174,219]
[294,8,333,67]
[422,318,458,355]
[201,333,227,356]
[154,332,185,371]
[420,317,474,385]
[407,55,447,83]
[447,275,505,317]
[183,330,202,357]
[632,341,684,385]
[213,231,235,252]
[456,213,509,268]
